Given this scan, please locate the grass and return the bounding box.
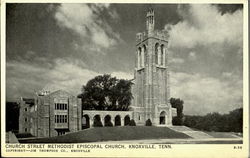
[19,126,191,143]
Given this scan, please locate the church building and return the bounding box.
[130,9,172,126]
[18,9,174,137]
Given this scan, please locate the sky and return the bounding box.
[6,3,243,115]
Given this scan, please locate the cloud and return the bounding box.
[6,59,99,100]
[170,57,184,64]
[165,5,243,115]
[111,71,134,80]
[167,4,243,51]
[6,58,134,101]
[171,72,243,115]
[54,4,120,49]
[188,51,196,60]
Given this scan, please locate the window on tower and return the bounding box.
[155,43,159,65]
[139,48,141,67]
[161,44,164,66]
[142,45,146,67]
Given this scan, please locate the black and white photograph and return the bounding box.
[1,0,249,157]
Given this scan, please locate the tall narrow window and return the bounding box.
[65,115,67,123]
[138,47,142,68]
[142,45,146,67]
[59,115,62,123]
[161,45,164,65]
[155,43,159,64]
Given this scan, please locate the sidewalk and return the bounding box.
[93,138,243,144]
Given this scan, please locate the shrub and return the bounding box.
[145,119,152,126]
[93,120,103,127]
[172,116,183,125]
[105,121,113,127]
[129,119,136,126]
[15,133,34,138]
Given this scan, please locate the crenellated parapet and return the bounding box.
[136,30,170,44]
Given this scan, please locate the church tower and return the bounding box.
[131,9,172,126]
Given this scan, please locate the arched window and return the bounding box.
[138,47,142,68]
[161,44,164,66]
[155,43,159,64]
[142,45,146,67]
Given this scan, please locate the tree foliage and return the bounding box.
[6,102,19,132]
[183,108,243,132]
[79,74,133,111]
[170,98,184,125]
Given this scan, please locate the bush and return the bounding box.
[105,121,113,127]
[129,119,136,126]
[15,133,34,138]
[183,108,243,132]
[172,116,183,125]
[145,119,152,126]
[93,120,103,127]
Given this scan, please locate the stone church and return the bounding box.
[19,9,174,137]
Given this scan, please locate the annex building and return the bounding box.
[19,9,175,137]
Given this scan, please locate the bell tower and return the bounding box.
[131,9,172,126]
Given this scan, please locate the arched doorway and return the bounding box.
[82,114,90,129]
[114,115,121,126]
[93,115,102,127]
[104,115,113,127]
[124,115,130,126]
[159,111,166,125]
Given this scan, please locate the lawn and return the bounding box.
[19,126,191,143]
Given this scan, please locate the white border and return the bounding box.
[1,0,249,157]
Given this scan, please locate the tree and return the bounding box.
[79,74,133,111]
[170,98,184,125]
[6,102,20,132]
[183,108,243,132]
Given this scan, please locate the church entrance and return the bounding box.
[159,111,166,125]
